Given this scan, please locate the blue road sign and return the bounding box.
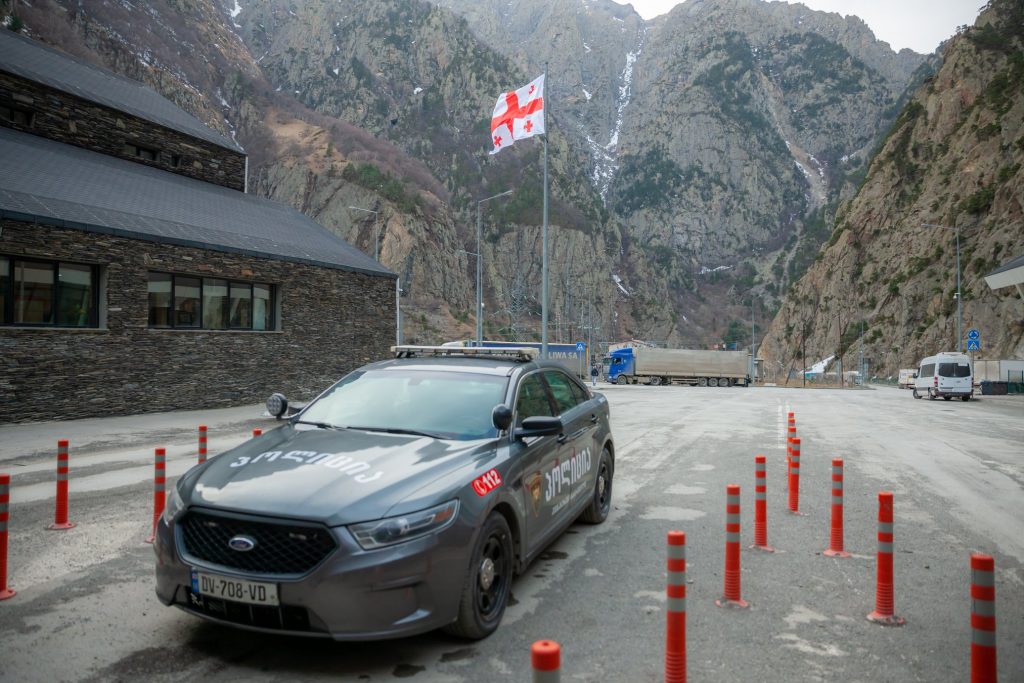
[576,342,586,352]
[967,328,980,341]
[967,339,981,351]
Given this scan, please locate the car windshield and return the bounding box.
[938,363,970,378]
[299,369,509,440]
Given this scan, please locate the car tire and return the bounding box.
[650,376,663,386]
[444,512,513,640]
[616,375,629,385]
[962,396,971,402]
[912,389,921,399]
[580,447,613,524]
[708,378,719,387]
[943,395,952,401]
[698,377,707,387]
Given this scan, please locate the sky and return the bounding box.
[612,0,983,54]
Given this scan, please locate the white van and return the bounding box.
[912,352,973,401]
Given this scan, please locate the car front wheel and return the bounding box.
[912,389,921,399]
[580,447,613,524]
[445,512,513,640]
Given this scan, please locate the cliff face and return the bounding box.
[433,0,930,345]
[759,0,1024,377]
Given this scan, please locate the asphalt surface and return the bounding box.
[0,384,1021,682]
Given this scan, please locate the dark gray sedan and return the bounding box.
[154,345,614,640]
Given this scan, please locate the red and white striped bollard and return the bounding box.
[970,553,997,682]
[0,473,14,600]
[48,439,75,530]
[867,491,904,625]
[145,447,166,544]
[665,530,686,682]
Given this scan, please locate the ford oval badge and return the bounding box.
[228,535,257,552]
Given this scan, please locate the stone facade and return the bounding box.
[0,72,245,191]
[0,219,396,423]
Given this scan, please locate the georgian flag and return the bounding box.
[489,74,545,155]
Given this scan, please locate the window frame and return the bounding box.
[0,254,99,328]
[0,104,34,127]
[147,271,276,331]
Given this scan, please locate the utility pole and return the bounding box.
[801,324,807,389]
[750,297,756,382]
[924,223,963,352]
[475,190,513,345]
[838,309,843,388]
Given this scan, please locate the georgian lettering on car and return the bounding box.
[544,446,592,504]
[228,450,383,483]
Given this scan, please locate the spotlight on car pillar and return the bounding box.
[266,392,288,419]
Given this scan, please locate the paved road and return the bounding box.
[1,385,1021,681]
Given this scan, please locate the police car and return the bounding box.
[154,345,615,640]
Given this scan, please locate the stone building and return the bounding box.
[0,31,396,422]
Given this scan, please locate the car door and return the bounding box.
[542,370,598,518]
[511,371,566,558]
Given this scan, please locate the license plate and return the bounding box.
[190,568,279,606]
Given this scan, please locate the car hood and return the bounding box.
[181,424,496,526]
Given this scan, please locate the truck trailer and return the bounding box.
[606,347,751,386]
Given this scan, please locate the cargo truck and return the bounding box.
[606,347,751,386]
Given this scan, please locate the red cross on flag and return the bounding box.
[489,74,545,155]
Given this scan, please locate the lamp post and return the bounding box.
[348,206,381,261]
[923,223,963,352]
[475,190,513,345]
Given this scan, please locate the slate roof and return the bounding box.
[0,127,393,278]
[0,30,244,154]
[986,253,1024,277]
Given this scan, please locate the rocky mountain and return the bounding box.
[434,0,931,345]
[5,0,964,359]
[759,0,1024,378]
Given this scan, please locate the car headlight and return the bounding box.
[348,500,459,550]
[162,485,185,525]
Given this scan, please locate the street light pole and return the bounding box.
[348,206,380,261]
[475,189,513,345]
[924,223,963,352]
[750,297,756,382]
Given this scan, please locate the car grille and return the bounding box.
[179,510,337,576]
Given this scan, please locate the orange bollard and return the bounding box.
[253,428,263,437]
[0,473,14,600]
[716,484,749,608]
[665,531,686,682]
[531,640,560,683]
[785,423,796,491]
[787,437,803,514]
[752,455,773,552]
[970,553,997,682]
[48,439,75,530]
[145,447,166,544]
[198,425,208,464]
[867,491,904,625]
[823,458,849,557]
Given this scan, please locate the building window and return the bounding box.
[170,154,181,168]
[125,143,159,161]
[0,255,98,327]
[0,104,33,127]
[148,272,275,330]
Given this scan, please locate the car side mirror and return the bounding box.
[492,404,513,431]
[514,415,563,440]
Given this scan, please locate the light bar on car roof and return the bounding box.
[392,345,539,361]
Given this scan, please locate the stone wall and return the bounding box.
[0,219,396,423]
[0,72,246,191]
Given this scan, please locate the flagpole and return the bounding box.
[541,68,549,360]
